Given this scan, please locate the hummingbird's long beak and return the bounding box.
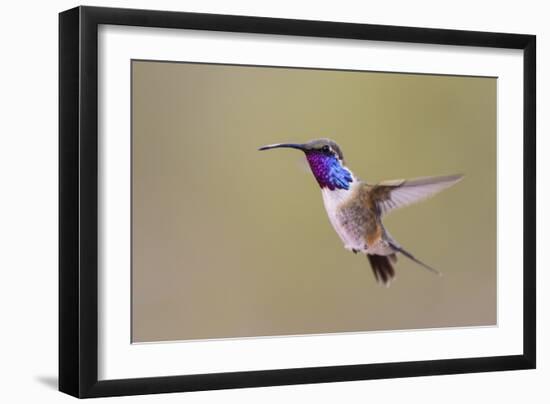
[258,143,306,152]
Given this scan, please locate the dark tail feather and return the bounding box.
[388,242,441,275]
[367,254,397,286]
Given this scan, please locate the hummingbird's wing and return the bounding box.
[368,174,463,216]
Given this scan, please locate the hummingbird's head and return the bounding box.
[258,138,354,191]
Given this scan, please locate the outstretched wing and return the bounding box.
[369,174,464,216]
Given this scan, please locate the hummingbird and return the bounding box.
[258,138,463,286]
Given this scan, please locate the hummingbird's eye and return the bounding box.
[321,145,331,153]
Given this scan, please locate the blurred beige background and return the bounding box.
[131,60,496,343]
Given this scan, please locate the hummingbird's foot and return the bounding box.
[352,249,359,254]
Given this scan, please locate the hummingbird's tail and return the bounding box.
[367,236,441,285]
[367,254,397,286]
[388,241,441,276]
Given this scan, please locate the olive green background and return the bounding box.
[131,60,496,343]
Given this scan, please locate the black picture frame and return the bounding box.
[59,5,536,398]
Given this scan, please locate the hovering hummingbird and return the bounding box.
[258,138,463,286]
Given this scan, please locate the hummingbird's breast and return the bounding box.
[321,182,375,253]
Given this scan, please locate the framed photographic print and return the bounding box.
[59,6,536,398]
